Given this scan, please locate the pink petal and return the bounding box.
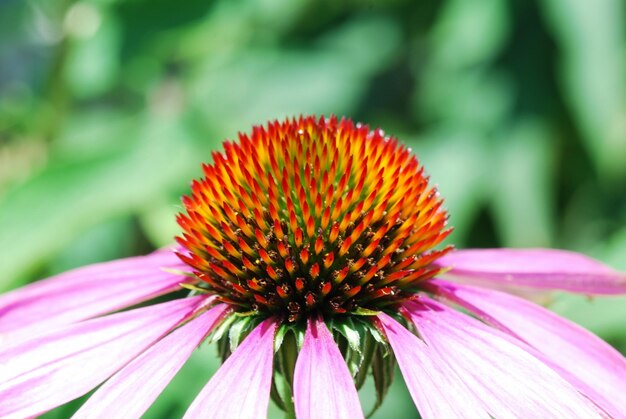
[430,280,626,418]
[0,249,190,340]
[294,316,364,419]
[434,248,626,295]
[73,303,227,419]
[378,313,490,418]
[183,318,276,419]
[403,298,601,418]
[0,296,204,418]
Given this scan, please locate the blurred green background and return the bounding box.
[1,0,625,417]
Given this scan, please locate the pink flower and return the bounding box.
[1,116,626,418]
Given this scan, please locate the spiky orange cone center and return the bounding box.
[176,116,451,322]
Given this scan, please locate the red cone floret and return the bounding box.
[176,115,452,322]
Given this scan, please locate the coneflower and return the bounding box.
[1,115,625,418]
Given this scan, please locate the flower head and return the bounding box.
[2,115,626,419]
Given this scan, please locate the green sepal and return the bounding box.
[368,345,396,418]
[347,347,363,378]
[233,310,259,317]
[329,317,367,378]
[271,369,296,416]
[277,330,299,386]
[160,267,198,279]
[270,374,287,412]
[353,331,375,389]
[274,323,305,353]
[212,313,263,362]
[217,330,231,362]
[330,317,361,354]
[228,316,253,352]
[274,324,289,353]
[353,317,389,357]
[208,312,237,344]
[179,283,208,295]
[353,307,381,316]
[294,325,305,349]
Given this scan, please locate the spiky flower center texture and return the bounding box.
[176,116,451,323]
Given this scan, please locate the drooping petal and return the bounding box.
[73,303,227,419]
[183,318,276,419]
[430,279,626,418]
[403,298,602,418]
[433,248,626,295]
[0,249,190,340]
[0,296,204,418]
[294,316,364,419]
[378,313,490,419]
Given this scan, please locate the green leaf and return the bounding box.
[603,227,626,271]
[65,7,121,98]
[430,0,509,68]
[46,216,134,273]
[490,120,555,247]
[186,16,401,142]
[0,115,199,291]
[551,293,626,340]
[412,133,490,244]
[541,0,626,177]
[139,199,184,247]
